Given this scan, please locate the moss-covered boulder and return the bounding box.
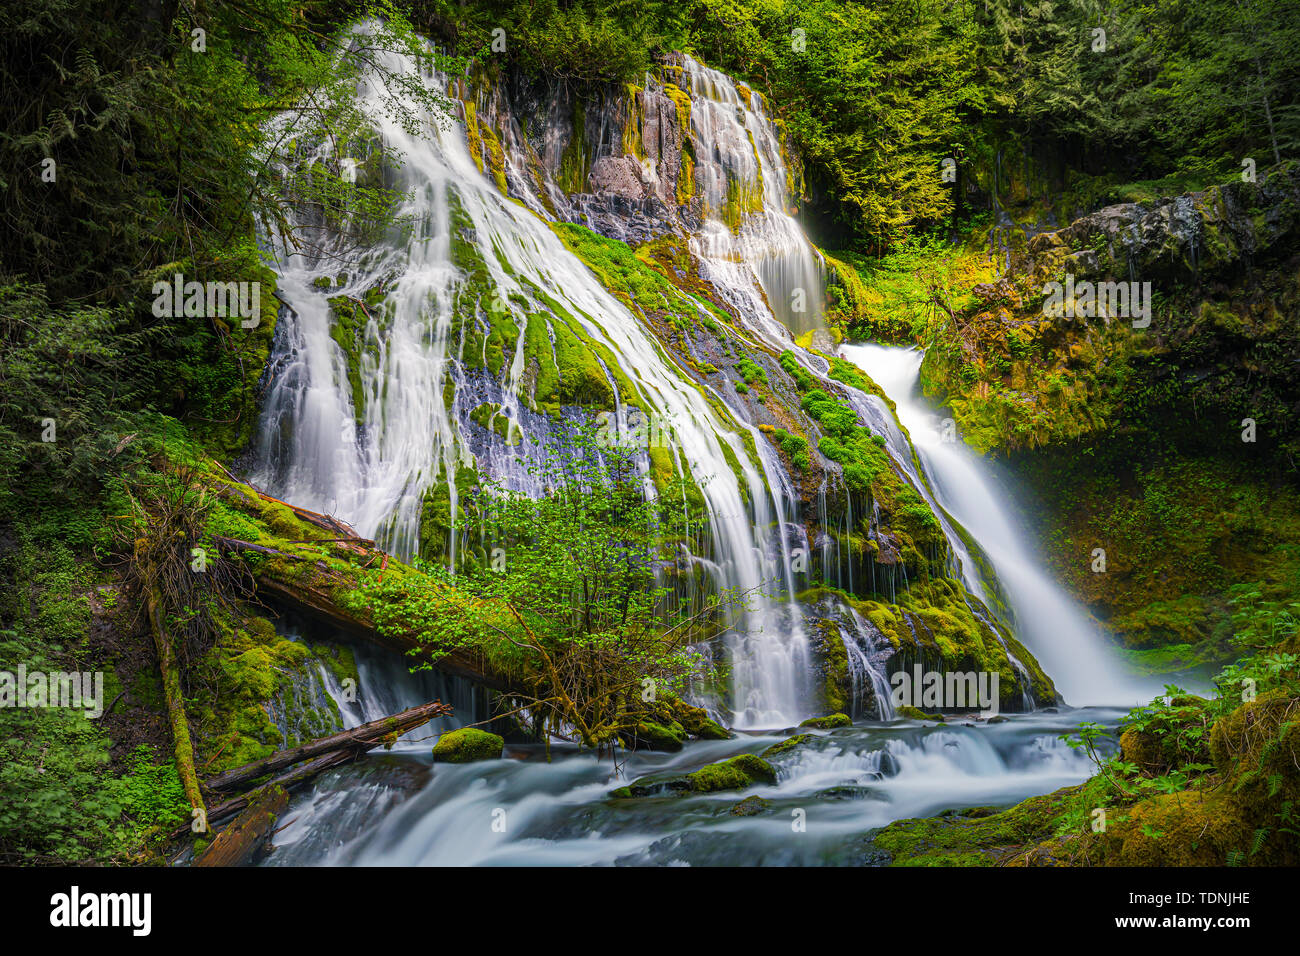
[631,720,687,752]
[432,728,504,763]
[799,713,851,729]
[610,753,778,798]
[729,795,774,816]
[896,706,946,722]
[761,733,814,758]
[669,699,732,740]
[686,754,778,792]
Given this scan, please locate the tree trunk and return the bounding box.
[147,589,206,820]
[193,785,289,867]
[231,538,511,690]
[172,750,357,839]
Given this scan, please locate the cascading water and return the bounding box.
[680,56,827,343]
[840,344,1158,706]
[250,30,813,727]
[269,690,1118,865]
[237,30,1160,868]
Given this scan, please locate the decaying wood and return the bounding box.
[207,468,510,689]
[250,552,510,690]
[203,699,455,794]
[193,785,290,867]
[147,588,206,819]
[211,462,365,539]
[175,750,357,839]
[211,535,312,561]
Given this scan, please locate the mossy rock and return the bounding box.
[686,754,778,792]
[799,713,851,729]
[761,733,814,758]
[668,699,732,740]
[632,720,686,752]
[896,706,946,722]
[611,753,777,798]
[870,785,1089,866]
[432,728,504,763]
[729,795,774,817]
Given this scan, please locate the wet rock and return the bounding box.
[610,753,777,798]
[761,733,814,759]
[799,713,852,729]
[895,705,945,722]
[432,728,504,763]
[729,795,774,816]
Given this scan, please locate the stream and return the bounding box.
[266,699,1121,866]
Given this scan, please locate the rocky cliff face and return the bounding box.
[251,45,1058,720]
[1023,162,1300,286]
[917,161,1300,458]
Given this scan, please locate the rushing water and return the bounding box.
[249,32,820,727]
[680,55,827,342]
[265,641,1117,866]
[840,344,1163,707]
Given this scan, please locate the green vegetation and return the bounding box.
[432,728,504,762]
[361,424,736,751]
[872,598,1300,866]
[2,0,1297,870]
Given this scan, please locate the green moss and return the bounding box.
[325,286,388,428]
[896,705,946,722]
[469,402,521,445]
[557,102,589,194]
[771,427,811,471]
[479,122,509,194]
[633,720,687,751]
[190,613,344,774]
[761,733,814,758]
[730,795,773,816]
[799,713,851,729]
[804,582,1057,707]
[686,753,778,792]
[870,784,1099,866]
[432,727,504,763]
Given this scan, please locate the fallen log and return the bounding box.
[203,699,455,794]
[175,750,357,840]
[212,535,312,561]
[249,549,511,690]
[204,474,511,691]
[193,785,289,867]
[147,588,206,820]
[210,462,365,539]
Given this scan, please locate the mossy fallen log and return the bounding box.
[173,750,357,839]
[147,588,206,820]
[192,785,290,867]
[203,699,454,794]
[243,541,512,690]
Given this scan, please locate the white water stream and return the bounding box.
[841,344,1157,707]
[250,32,817,727]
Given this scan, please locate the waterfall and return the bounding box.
[249,29,813,728]
[841,344,1153,706]
[680,55,827,343]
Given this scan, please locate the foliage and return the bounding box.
[367,424,742,750]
